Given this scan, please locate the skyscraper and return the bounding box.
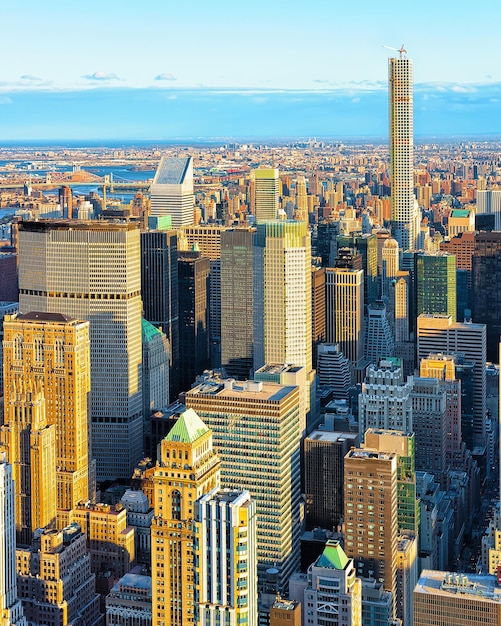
[0,455,27,626]
[185,375,302,590]
[358,360,413,442]
[344,448,398,607]
[414,571,501,626]
[178,251,210,392]
[253,168,280,223]
[325,267,364,365]
[18,220,143,480]
[253,221,313,407]
[389,50,419,251]
[151,409,220,626]
[180,224,228,367]
[472,231,501,362]
[16,524,101,626]
[220,227,255,379]
[303,540,362,626]
[2,312,93,530]
[0,377,57,544]
[416,252,457,321]
[141,228,179,398]
[417,314,486,446]
[150,156,194,228]
[304,430,358,531]
[476,188,501,231]
[195,489,258,626]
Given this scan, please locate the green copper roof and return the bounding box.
[451,209,470,217]
[316,540,349,570]
[141,318,162,343]
[165,408,209,444]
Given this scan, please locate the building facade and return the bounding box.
[389,52,419,251]
[18,220,143,480]
[325,267,364,365]
[0,455,27,626]
[16,524,101,626]
[195,489,258,626]
[150,156,194,228]
[253,168,280,223]
[2,312,93,528]
[253,221,313,396]
[186,376,302,590]
[140,228,179,398]
[220,227,255,379]
[151,409,221,626]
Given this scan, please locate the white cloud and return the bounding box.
[20,74,42,81]
[82,71,120,81]
[155,72,176,81]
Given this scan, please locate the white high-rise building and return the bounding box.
[18,220,143,480]
[253,221,313,395]
[358,360,413,440]
[253,168,280,223]
[150,156,194,228]
[0,455,27,626]
[303,540,362,626]
[195,489,258,626]
[389,51,419,251]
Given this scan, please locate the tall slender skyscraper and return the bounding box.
[150,156,194,228]
[220,227,255,379]
[141,229,179,398]
[389,49,419,251]
[416,252,457,320]
[18,220,143,480]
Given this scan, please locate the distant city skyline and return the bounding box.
[1,0,501,139]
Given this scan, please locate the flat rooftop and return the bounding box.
[416,570,501,603]
[19,219,139,232]
[188,379,296,403]
[307,430,356,443]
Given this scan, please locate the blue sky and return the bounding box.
[1,0,501,140]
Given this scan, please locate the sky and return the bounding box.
[1,0,501,141]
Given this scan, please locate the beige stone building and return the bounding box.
[151,408,220,626]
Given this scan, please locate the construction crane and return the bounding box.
[382,44,407,58]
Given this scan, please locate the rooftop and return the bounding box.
[165,408,209,444]
[15,311,78,324]
[19,219,139,232]
[188,378,296,403]
[416,570,501,603]
[153,156,191,185]
[141,318,163,343]
[111,573,152,594]
[316,540,350,570]
[307,430,355,443]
